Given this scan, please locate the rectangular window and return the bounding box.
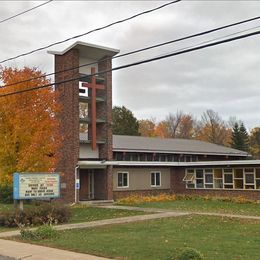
[117,172,129,188]
[245,173,254,184]
[124,153,131,161]
[224,174,233,184]
[147,153,153,161]
[167,154,173,162]
[151,172,161,187]
[205,174,213,184]
[183,170,195,189]
[184,168,260,191]
[160,154,166,162]
[115,152,123,161]
[196,169,203,179]
[184,155,192,162]
[183,171,195,182]
[131,153,139,161]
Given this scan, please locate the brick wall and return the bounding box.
[55,49,79,202]
[97,57,113,161]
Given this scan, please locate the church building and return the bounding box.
[48,42,260,203]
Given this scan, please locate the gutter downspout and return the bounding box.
[75,165,79,204]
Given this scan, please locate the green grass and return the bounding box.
[0,203,146,232]
[69,206,146,223]
[13,215,260,260]
[121,198,260,216]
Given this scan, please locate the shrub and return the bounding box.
[177,248,203,260]
[0,183,13,203]
[116,194,177,205]
[0,202,71,227]
[117,193,258,206]
[20,224,59,240]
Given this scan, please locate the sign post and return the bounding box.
[13,173,60,210]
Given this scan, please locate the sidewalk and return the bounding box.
[98,205,260,220]
[0,239,109,260]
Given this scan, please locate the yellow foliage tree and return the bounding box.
[0,67,62,183]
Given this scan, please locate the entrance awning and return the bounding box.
[78,161,110,169]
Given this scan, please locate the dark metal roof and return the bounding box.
[112,135,249,157]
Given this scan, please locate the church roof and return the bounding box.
[112,135,249,157]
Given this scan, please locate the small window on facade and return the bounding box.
[151,172,161,187]
[131,153,139,161]
[117,172,129,188]
[147,153,153,161]
[139,153,145,161]
[224,173,233,184]
[245,173,254,184]
[223,168,233,173]
[244,168,254,173]
[115,152,123,161]
[124,153,131,161]
[183,172,195,182]
[160,154,166,162]
[154,154,160,161]
[196,169,203,178]
[167,154,173,162]
[205,174,213,184]
[184,155,192,162]
[191,155,198,162]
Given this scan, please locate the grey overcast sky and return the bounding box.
[0,1,259,129]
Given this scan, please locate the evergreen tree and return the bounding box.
[239,123,250,152]
[231,122,249,152]
[112,106,139,136]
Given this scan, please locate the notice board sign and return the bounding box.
[13,173,60,200]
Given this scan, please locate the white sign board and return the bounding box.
[13,173,60,200]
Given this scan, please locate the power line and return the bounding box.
[0,0,181,65]
[2,14,260,89]
[0,30,259,99]
[0,1,53,24]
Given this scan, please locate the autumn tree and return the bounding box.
[154,121,169,138]
[177,114,195,139]
[250,127,260,158]
[165,111,183,138]
[196,109,231,145]
[138,118,156,137]
[0,67,61,183]
[112,106,139,136]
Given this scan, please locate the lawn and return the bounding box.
[119,198,260,216]
[0,203,146,232]
[13,215,260,260]
[69,206,147,223]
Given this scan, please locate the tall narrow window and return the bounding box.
[117,172,129,188]
[151,172,161,187]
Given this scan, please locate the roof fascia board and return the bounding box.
[112,149,248,157]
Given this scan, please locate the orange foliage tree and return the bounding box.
[154,121,170,138]
[138,118,156,137]
[0,67,62,183]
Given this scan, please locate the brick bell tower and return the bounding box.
[48,42,119,202]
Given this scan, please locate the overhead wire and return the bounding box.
[2,14,260,89]
[0,0,53,24]
[0,0,181,65]
[0,30,259,98]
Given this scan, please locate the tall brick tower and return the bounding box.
[48,42,119,202]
